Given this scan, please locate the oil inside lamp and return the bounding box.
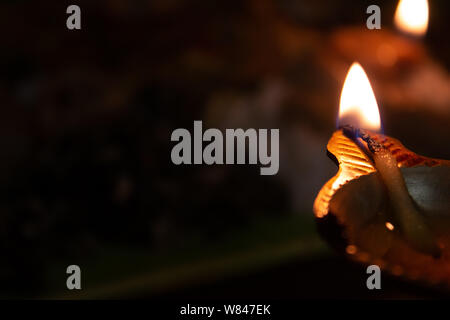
[314,62,450,286]
[394,0,429,37]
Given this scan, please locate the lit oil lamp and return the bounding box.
[322,0,450,116]
[329,0,429,68]
[313,62,450,286]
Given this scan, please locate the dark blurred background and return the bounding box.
[0,0,449,299]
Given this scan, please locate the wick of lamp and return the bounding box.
[342,125,441,258]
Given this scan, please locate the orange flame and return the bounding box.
[394,0,429,37]
[338,63,381,132]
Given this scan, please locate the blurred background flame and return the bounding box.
[394,0,429,36]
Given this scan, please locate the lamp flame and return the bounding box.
[394,0,429,37]
[338,62,381,132]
